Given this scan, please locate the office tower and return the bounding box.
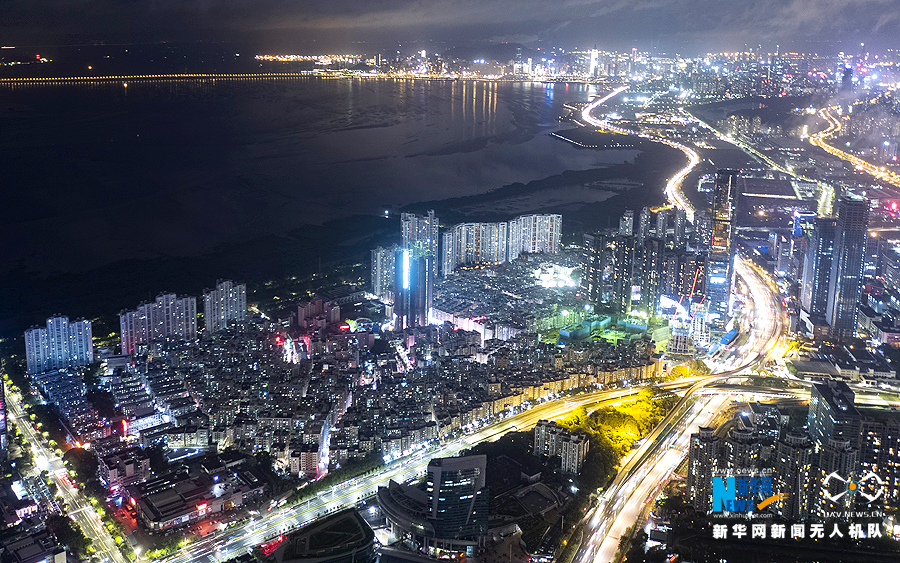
[120,294,197,355]
[865,232,883,277]
[773,433,814,520]
[203,280,246,333]
[774,234,791,275]
[619,209,634,236]
[656,209,670,244]
[24,316,93,374]
[394,247,431,330]
[673,208,687,248]
[637,207,651,243]
[401,210,439,318]
[611,235,636,315]
[807,381,860,451]
[507,214,562,260]
[589,47,599,77]
[859,415,900,510]
[639,238,662,316]
[711,170,738,252]
[372,245,399,302]
[707,170,738,328]
[688,427,720,513]
[581,233,606,304]
[426,456,489,548]
[441,222,509,275]
[827,196,869,340]
[800,218,836,318]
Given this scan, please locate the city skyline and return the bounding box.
[4,1,900,55]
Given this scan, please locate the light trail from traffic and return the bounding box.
[572,95,789,563]
[810,106,900,189]
[581,88,699,222]
[3,384,130,563]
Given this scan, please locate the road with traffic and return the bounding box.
[4,385,130,563]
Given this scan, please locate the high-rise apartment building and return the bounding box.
[619,209,634,236]
[581,233,606,304]
[441,222,509,275]
[655,208,669,244]
[24,316,93,374]
[859,414,900,510]
[533,420,590,473]
[203,280,246,333]
[639,238,662,316]
[827,196,869,340]
[611,235,636,315]
[507,214,562,260]
[773,433,814,520]
[688,427,720,513]
[637,207,651,243]
[120,294,197,355]
[372,245,399,302]
[426,456,489,548]
[673,207,687,248]
[800,217,836,319]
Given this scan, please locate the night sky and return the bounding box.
[4,0,900,53]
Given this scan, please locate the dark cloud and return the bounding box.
[3,0,900,52]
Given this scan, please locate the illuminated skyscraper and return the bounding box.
[611,235,635,315]
[800,217,836,319]
[394,247,431,329]
[655,208,669,244]
[581,233,606,304]
[24,315,93,374]
[639,238,662,316]
[827,196,869,341]
[707,170,739,328]
[710,170,738,256]
[401,211,439,322]
[688,427,720,513]
[426,455,489,550]
[203,280,246,333]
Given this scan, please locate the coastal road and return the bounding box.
[573,91,790,563]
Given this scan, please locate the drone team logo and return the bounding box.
[822,472,883,503]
